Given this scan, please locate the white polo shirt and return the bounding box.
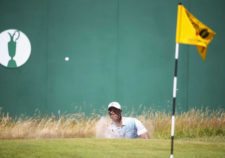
[105,117,148,138]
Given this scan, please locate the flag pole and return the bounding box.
[170,43,180,158]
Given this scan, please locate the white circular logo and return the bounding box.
[0,29,31,68]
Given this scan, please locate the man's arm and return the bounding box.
[134,118,150,139]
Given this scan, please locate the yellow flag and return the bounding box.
[176,4,215,60]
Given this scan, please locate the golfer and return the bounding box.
[105,101,149,139]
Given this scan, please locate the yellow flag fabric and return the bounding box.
[176,4,215,60]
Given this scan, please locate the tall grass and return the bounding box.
[0,112,98,139]
[0,109,224,139]
[138,109,225,139]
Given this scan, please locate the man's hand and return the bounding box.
[139,132,150,139]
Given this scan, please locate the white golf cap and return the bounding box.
[108,102,121,110]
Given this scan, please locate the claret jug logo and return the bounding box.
[0,29,31,68]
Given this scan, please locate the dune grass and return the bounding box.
[0,112,97,139]
[0,138,224,158]
[0,109,224,139]
[140,109,225,138]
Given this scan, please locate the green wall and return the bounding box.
[0,0,224,116]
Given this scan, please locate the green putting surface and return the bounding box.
[0,138,224,158]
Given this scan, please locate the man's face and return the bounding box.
[108,107,121,122]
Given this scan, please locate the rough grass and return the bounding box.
[140,109,225,138]
[0,109,224,139]
[0,113,98,139]
[0,138,224,158]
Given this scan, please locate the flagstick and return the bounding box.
[170,43,180,158]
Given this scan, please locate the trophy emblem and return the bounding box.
[7,30,20,67]
[0,29,31,68]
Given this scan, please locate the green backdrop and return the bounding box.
[0,0,224,116]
